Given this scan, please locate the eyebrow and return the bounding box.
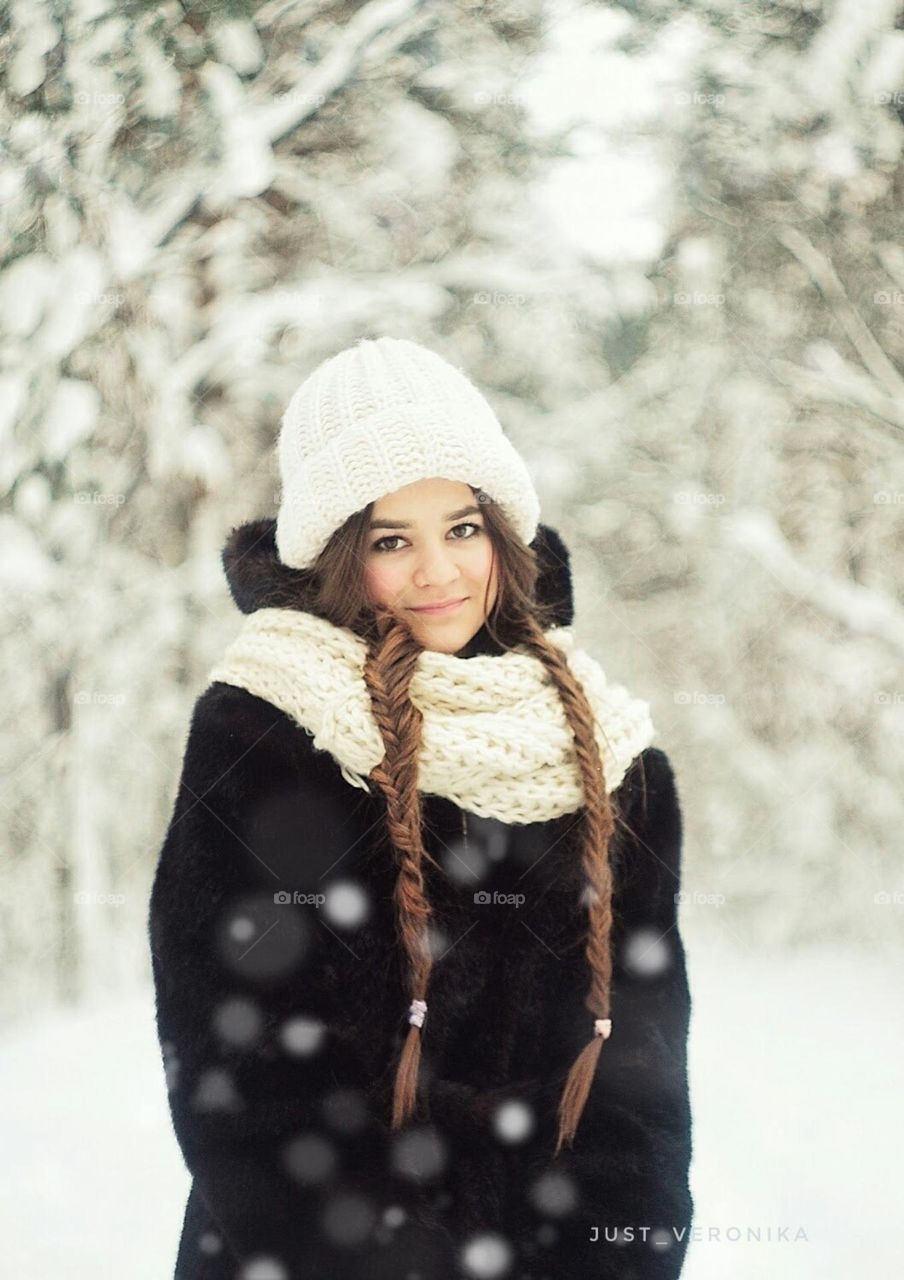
[367,504,484,531]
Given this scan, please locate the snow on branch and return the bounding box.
[771,349,904,434]
[775,225,904,401]
[148,0,431,248]
[257,0,431,145]
[725,509,904,654]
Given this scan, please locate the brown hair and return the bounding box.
[289,487,626,1156]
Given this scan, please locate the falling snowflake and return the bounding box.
[650,1226,674,1252]
[622,926,673,977]
[213,995,264,1047]
[280,1014,326,1056]
[460,1231,514,1278]
[490,1097,535,1144]
[217,892,311,981]
[238,1257,289,1280]
[527,1169,578,1217]
[198,1230,222,1255]
[191,1066,243,1112]
[426,922,450,960]
[320,1191,377,1247]
[323,879,370,928]
[383,1204,407,1229]
[229,915,256,944]
[442,836,490,886]
[282,1132,337,1184]
[390,1126,448,1181]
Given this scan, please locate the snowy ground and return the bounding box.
[1,939,900,1279]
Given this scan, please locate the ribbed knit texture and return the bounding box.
[206,608,656,824]
[275,337,541,569]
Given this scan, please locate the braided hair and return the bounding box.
[297,486,623,1155]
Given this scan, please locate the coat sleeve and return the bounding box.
[484,747,695,1278]
[147,685,460,1277]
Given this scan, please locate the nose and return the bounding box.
[412,544,463,588]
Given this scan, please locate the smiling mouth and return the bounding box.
[408,598,468,615]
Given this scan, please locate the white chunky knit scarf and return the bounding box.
[206,607,656,825]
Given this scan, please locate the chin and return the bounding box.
[417,631,469,654]
[411,618,477,653]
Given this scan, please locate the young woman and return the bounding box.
[148,337,694,1280]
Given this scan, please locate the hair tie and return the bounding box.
[594,1018,612,1039]
[408,999,427,1028]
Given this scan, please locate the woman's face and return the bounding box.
[363,477,499,654]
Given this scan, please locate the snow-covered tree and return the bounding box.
[2,0,902,1020]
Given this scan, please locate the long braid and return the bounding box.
[362,608,439,1129]
[518,617,617,1156]
[362,601,618,1150]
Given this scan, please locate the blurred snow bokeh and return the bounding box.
[2,0,904,1276]
[2,941,901,1279]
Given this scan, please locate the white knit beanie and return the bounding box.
[274,337,541,569]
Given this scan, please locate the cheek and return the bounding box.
[364,562,400,605]
[473,540,496,586]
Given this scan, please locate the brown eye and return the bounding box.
[372,523,482,554]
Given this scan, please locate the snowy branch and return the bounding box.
[771,353,904,435]
[143,0,432,251]
[724,510,904,655]
[775,225,904,401]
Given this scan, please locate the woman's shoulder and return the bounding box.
[609,745,685,914]
[152,683,372,912]
[192,678,298,741]
[192,678,382,804]
[186,680,325,770]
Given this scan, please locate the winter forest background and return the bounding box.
[2,0,903,1277]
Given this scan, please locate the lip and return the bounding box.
[408,597,468,616]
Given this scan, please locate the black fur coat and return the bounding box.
[148,519,694,1280]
